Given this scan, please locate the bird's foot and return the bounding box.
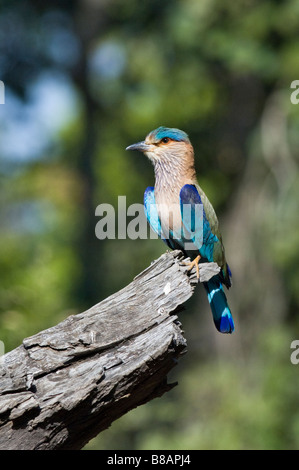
[184,255,201,279]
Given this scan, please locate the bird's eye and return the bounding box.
[161,137,170,144]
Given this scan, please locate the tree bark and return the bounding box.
[0,250,219,450]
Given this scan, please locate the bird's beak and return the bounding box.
[126,141,151,153]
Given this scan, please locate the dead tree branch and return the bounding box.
[0,250,219,450]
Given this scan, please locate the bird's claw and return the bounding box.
[183,255,201,279]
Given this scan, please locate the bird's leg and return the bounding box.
[184,255,201,279]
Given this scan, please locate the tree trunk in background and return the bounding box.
[72,2,108,308]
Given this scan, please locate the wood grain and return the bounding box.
[0,250,219,450]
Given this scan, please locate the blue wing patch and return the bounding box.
[144,186,161,237]
[144,187,181,250]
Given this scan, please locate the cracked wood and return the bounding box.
[0,250,220,450]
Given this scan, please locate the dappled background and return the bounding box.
[1,0,299,449]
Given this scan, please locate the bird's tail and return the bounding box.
[203,276,234,334]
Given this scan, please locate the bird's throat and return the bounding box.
[153,154,196,195]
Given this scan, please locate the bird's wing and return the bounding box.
[179,184,220,262]
[180,184,232,288]
[144,186,161,236]
[144,186,176,249]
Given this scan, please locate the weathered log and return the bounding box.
[0,250,219,450]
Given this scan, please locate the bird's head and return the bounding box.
[126,126,193,165]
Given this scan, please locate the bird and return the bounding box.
[126,126,234,334]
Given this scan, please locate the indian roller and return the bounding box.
[126,127,234,334]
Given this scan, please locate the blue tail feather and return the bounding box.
[204,277,234,334]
